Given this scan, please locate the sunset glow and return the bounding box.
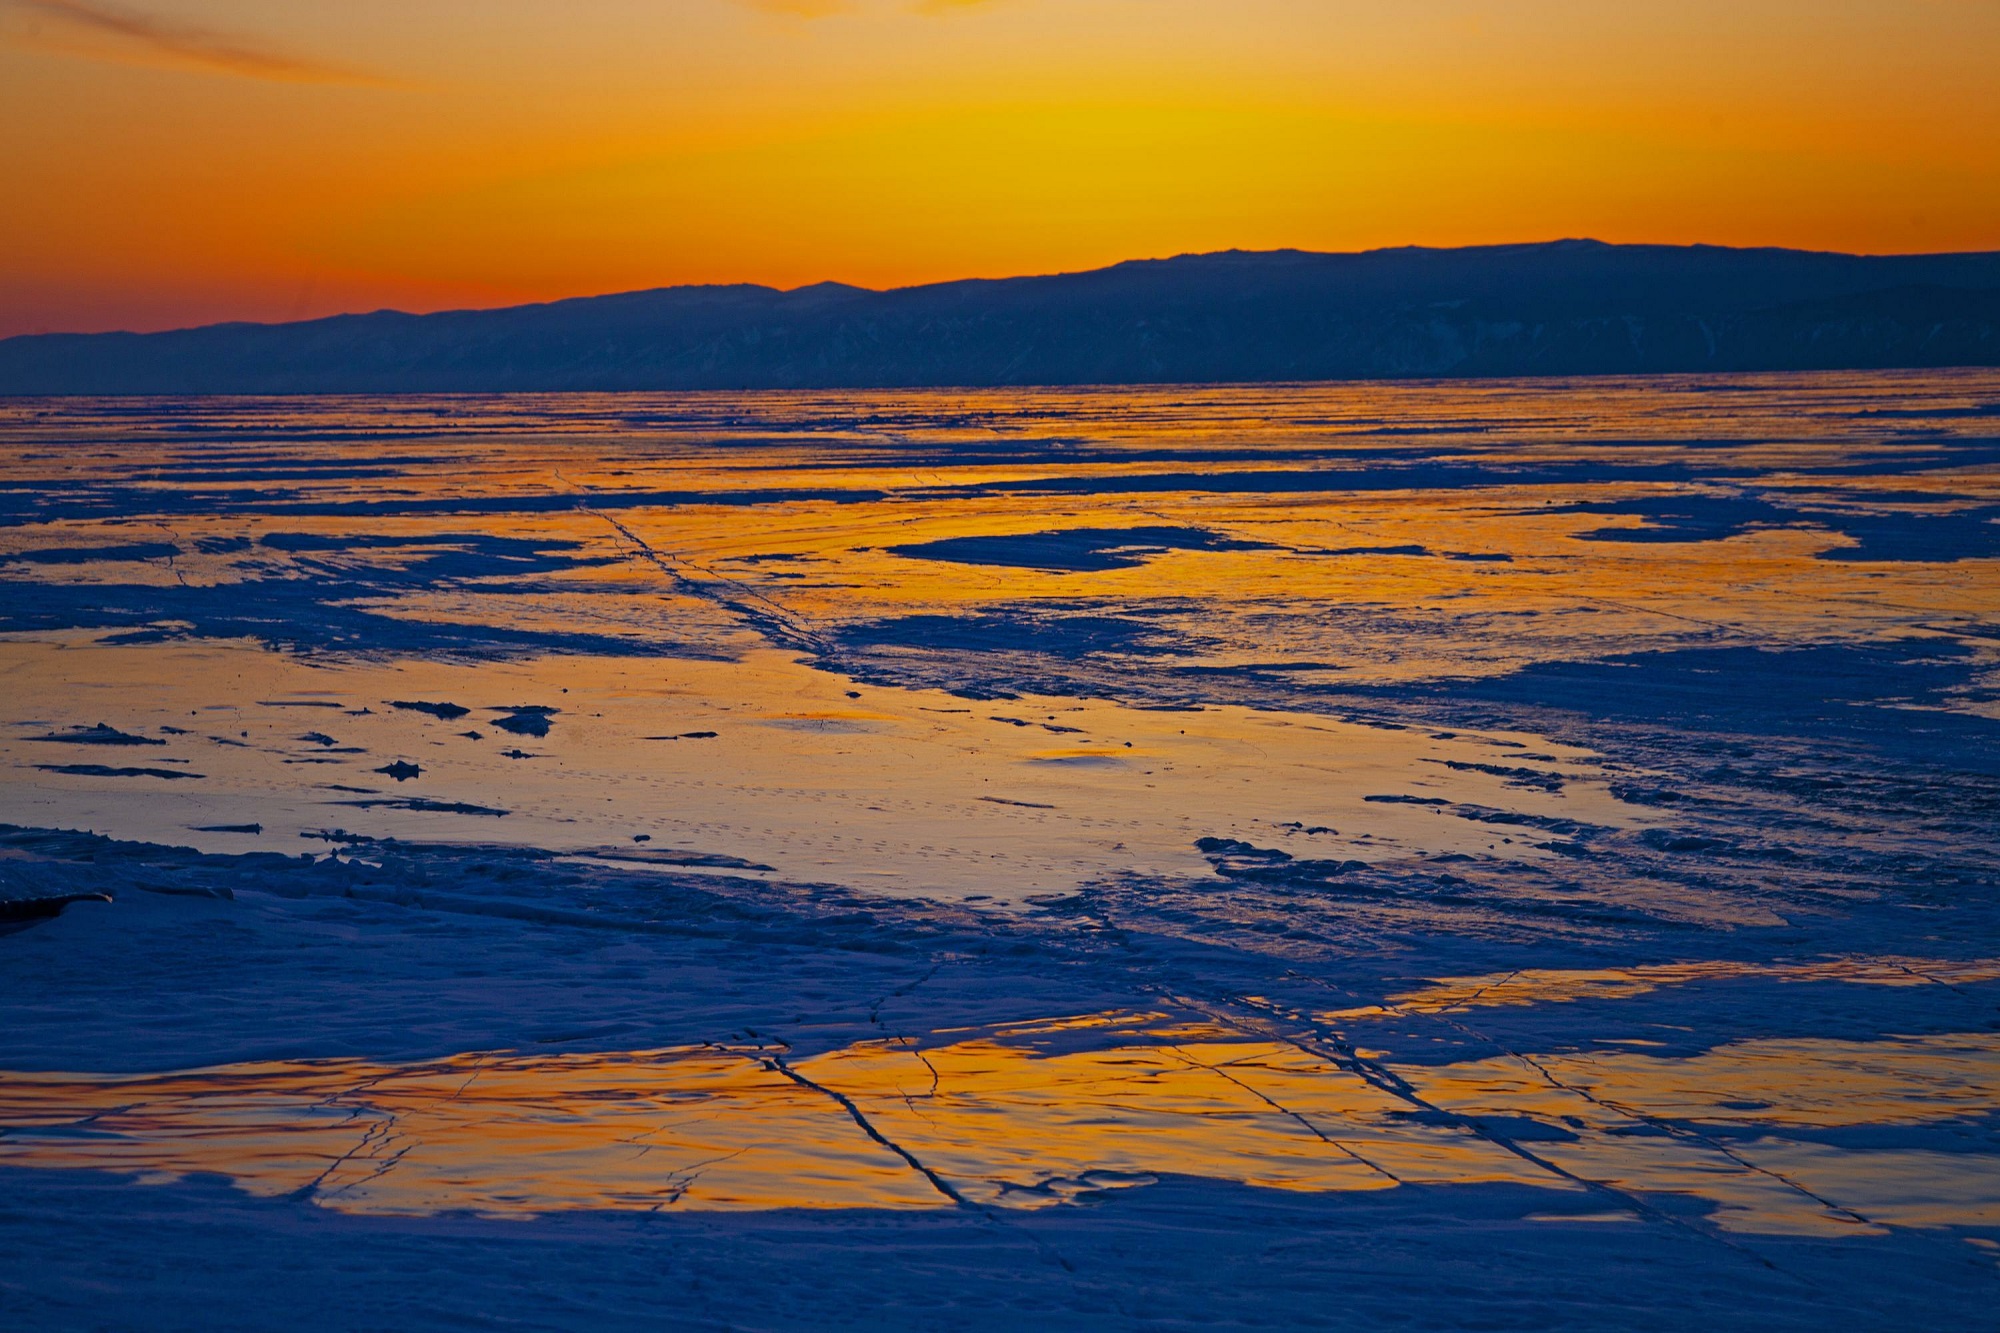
[4,0,1997,335]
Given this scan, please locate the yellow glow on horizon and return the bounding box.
[1,0,1996,334]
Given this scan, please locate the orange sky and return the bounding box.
[2,0,1997,336]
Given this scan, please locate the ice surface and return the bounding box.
[0,374,1997,1328]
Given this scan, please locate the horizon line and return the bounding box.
[14,236,2000,343]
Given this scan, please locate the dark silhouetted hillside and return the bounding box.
[4,240,1998,393]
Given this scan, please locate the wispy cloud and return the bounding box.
[734,0,1007,17]
[734,0,855,15]
[8,0,392,85]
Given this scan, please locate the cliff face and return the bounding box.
[5,241,1998,393]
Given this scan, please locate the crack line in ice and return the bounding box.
[1444,968,1525,1011]
[320,1136,416,1199]
[294,1114,401,1203]
[1161,987,1799,1277]
[750,1049,970,1209]
[1510,1047,1879,1230]
[1387,989,1887,1234]
[898,1038,944,1103]
[645,1146,751,1210]
[736,1043,1082,1274]
[1166,1044,1403,1184]
[588,506,828,656]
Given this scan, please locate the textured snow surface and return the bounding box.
[1,374,1997,1328]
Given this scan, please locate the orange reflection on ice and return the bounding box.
[0,638,1633,902]
[799,1033,1538,1207]
[1341,957,2000,1017]
[1405,1032,2000,1235]
[5,1016,1995,1233]
[0,1047,944,1216]
[0,1021,1544,1217]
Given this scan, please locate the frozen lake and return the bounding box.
[2,373,1997,1328]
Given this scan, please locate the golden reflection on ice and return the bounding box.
[0,639,1635,903]
[4,376,1997,902]
[1341,958,2000,1017]
[4,1015,1994,1233]
[1403,1033,2000,1234]
[0,1048,947,1216]
[4,380,1999,1247]
[4,377,1997,697]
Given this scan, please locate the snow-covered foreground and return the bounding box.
[1,375,1997,1328]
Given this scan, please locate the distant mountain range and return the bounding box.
[5,240,1999,393]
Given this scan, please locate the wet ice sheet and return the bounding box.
[4,375,1999,697]
[0,638,1630,899]
[1354,958,2000,1014]
[2,376,1999,1326]
[5,1014,1994,1236]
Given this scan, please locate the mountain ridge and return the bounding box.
[5,240,1999,393]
